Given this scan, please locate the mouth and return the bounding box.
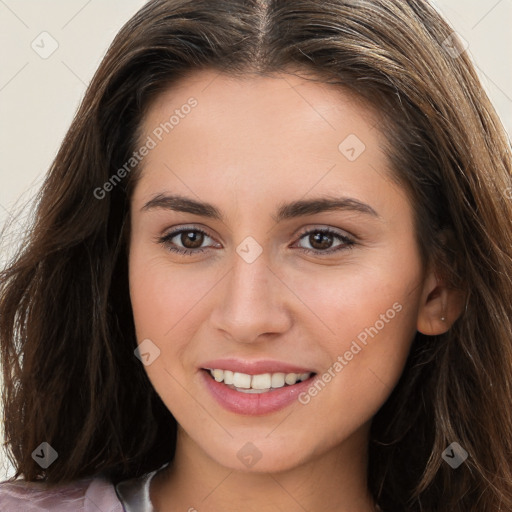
[201,368,317,393]
[200,364,319,415]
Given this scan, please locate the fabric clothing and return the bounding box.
[0,463,384,511]
[0,463,167,511]
[114,463,169,511]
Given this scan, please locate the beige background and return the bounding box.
[1,0,511,479]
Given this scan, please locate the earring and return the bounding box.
[441,294,447,322]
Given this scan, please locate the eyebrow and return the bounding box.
[141,193,379,222]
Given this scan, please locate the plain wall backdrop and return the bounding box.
[1,0,511,480]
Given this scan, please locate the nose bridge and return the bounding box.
[231,248,271,302]
[210,241,291,341]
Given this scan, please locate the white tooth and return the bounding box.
[212,369,224,382]
[232,372,251,389]
[236,388,269,394]
[223,370,234,385]
[271,372,286,388]
[251,373,272,390]
[284,373,298,385]
[211,368,310,389]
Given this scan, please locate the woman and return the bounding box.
[1,0,511,510]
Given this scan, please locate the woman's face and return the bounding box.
[128,69,430,473]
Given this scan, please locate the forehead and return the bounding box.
[142,68,380,142]
[133,68,402,217]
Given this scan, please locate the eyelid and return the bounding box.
[156,225,220,248]
[158,224,217,240]
[293,224,355,241]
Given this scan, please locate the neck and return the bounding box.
[150,424,378,512]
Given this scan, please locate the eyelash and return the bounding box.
[157,226,355,257]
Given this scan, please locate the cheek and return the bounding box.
[265,264,420,462]
[128,241,227,387]
[285,255,420,349]
[288,253,421,429]
[290,300,418,453]
[128,244,203,406]
[129,241,209,338]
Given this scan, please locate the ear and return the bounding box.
[417,267,465,335]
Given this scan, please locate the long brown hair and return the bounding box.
[1,1,512,510]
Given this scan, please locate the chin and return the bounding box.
[201,436,312,474]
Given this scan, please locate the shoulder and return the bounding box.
[0,474,124,512]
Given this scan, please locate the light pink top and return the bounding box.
[0,463,167,511]
[1,464,385,511]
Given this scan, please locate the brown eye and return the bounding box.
[158,227,219,255]
[295,228,355,255]
[308,231,334,250]
[179,231,205,249]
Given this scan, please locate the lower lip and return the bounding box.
[200,369,317,415]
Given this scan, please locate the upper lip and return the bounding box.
[200,358,316,375]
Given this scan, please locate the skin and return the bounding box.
[128,68,460,512]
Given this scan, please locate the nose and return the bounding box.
[209,249,293,344]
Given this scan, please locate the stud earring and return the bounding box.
[441,294,447,323]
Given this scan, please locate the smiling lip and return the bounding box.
[199,358,317,415]
[200,358,315,375]
[201,370,317,415]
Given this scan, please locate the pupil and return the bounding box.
[182,231,203,249]
[311,232,332,250]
